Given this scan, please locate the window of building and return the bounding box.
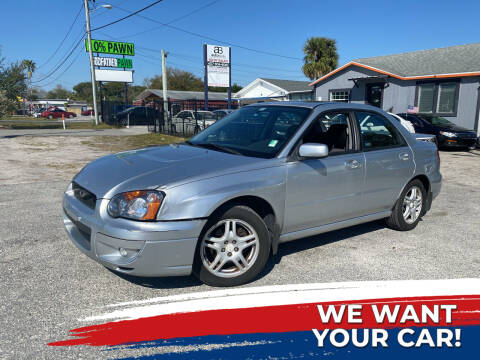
[416,81,459,115]
[329,89,350,102]
[436,83,457,113]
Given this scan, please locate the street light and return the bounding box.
[84,0,112,125]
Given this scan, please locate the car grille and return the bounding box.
[457,132,477,139]
[65,211,92,250]
[72,182,97,210]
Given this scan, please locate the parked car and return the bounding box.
[115,106,157,126]
[41,107,76,119]
[33,108,46,118]
[81,109,97,116]
[171,110,217,134]
[396,113,477,150]
[213,109,236,120]
[388,112,415,133]
[63,102,441,287]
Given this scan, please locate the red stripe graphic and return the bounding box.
[49,295,480,347]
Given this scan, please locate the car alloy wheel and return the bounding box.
[402,185,423,224]
[200,219,260,278]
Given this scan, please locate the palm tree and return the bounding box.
[302,37,338,80]
[21,59,36,80]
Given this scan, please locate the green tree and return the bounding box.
[46,84,73,99]
[302,37,338,80]
[72,82,92,102]
[144,67,241,93]
[20,59,36,80]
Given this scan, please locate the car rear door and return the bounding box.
[355,111,415,214]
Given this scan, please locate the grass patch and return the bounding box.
[81,133,185,153]
[0,121,115,130]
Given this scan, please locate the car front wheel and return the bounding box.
[193,205,270,287]
[386,179,426,231]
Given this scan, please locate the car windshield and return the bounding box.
[188,105,311,158]
[419,116,454,126]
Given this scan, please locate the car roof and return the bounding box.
[246,101,391,112]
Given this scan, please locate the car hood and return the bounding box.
[73,144,277,199]
[436,124,474,133]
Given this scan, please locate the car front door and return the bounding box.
[356,111,415,214]
[283,111,366,234]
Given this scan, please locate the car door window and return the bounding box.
[302,111,354,154]
[355,111,406,151]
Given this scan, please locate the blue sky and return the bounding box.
[1,0,479,91]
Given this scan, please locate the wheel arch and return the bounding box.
[208,195,280,255]
[410,174,431,194]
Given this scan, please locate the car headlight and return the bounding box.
[439,131,457,138]
[107,190,164,221]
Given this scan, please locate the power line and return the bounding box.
[37,47,84,88]
[91,0,165,32]
[32,35,85,84]
[37,4,84,69]
[116,0,221,39]
[110,4,303,61]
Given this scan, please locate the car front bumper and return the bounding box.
[438,136,477,148]
[63,190,206,277]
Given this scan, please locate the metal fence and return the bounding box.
[101,99,238,138]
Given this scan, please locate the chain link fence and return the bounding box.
[101,99,238,138]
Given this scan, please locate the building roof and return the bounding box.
[311,42,480,85]
[259,78,311,93]
[136,89,231,101]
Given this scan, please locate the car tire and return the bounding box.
[48,115,53,119]
[68,114,74,119]
[193,205,270,287]
[386,179,426,231]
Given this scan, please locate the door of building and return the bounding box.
[365,83,384,108]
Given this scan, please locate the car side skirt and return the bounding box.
[279,210,391,243]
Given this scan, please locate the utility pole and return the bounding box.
[84,0,99,125]
[161,49,168,131]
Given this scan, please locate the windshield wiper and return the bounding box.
[188,142,242,155]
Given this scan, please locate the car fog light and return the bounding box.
[119,247,128,257]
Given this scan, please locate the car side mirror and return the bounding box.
[299,143,329,158]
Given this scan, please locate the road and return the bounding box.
[0,133,479,359]
[0,126,148,139]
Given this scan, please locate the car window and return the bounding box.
[197,112,216,121]
[190,106,311,158]
[355,111,406,150]
[302,111,353,154]
[419,116,454,126]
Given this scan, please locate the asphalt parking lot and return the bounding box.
[1,134,479,359]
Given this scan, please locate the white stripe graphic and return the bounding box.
[82,278,480,322]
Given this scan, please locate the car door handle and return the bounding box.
[399,152,410,161]
[345,159,362,169]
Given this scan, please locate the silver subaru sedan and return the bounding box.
[63,102,441,286]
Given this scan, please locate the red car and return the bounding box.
[81,109,96,116]
[41,108,77,119]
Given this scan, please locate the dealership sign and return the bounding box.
[206,44,230,87]
[94,56,133,69]
[85,39,135,56]
[94,69,133,83]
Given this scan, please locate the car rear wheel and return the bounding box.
[48,115,53,119]
[68,114,74,119]
[386,179,426,231]
[193,205,270,287]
